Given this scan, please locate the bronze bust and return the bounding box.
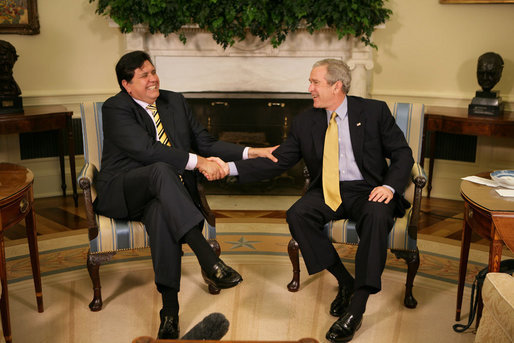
[477,52,504,93]
[0,40,21,97]
[0,40,23,114]
[468,52,504,116]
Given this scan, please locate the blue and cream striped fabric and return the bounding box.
[90,215,149,253]
[79,102,216,254]
[392,102,425,164]
[80,102,104,170]
[324,102,425,251]
[89,215,214,253]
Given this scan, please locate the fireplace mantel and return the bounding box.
[124,26,374,97]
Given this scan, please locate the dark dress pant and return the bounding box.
[286,181,395,293]
[111,162,204,291]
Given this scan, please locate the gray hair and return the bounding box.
[312,59,351,94]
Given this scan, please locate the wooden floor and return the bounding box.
[6,194,488,247]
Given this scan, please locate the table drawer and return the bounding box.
[465,205,491,239]
[1,192,31,229]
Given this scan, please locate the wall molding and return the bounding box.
[371,91,513,109]
[21,91,116,107]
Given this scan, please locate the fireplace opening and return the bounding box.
[186,92,313,195]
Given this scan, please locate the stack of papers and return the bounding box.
[461,176,498,187]
[461,176,514,197]
[495,189,514,197]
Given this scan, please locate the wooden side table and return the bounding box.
[456,173,514,326]
[421,106,514,198]
[0,105,78,207]
[0,163,44,343]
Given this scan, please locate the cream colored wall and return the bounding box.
[372,0,514,199]
[1,0,122,100]
[0,0,122,197]
[0,0,513,199]
[372,0,514,106]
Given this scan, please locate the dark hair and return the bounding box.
[115,50,154,92]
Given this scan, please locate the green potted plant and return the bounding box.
[89,0,392,49]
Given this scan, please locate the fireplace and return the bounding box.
[122,25,374,194]
[186,92,312,195]
[124,26,374,97]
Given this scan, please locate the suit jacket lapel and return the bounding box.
[347,96,365,172]
[156,97,177,147]
[311,109,327,160]
[126,94,158,139]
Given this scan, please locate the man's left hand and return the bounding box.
[368,186,393,204]
[248,145,279,162]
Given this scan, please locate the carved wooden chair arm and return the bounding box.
[78,162,99,239]
[408,162,427,235]
[411,163,427,188]
[78,162,97,187]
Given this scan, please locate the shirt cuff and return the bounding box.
[243,147,250,160]
[228,162,238,176]
[383,185,395,194]
[185,153,197,170]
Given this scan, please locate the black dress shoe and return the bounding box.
[202,260,243,289]
[157,311,179,339]
[330,284,353,317]
[326,312,363,343]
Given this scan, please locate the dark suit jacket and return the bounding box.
[235,96,414,216]
[95,90,245,219]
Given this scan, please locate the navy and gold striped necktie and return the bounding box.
[147,103,183,182]
[147,103,171,146]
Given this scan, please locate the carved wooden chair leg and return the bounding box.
[206,239,221,295]
[287,238,300,292]
[87,251,115,311]
[392,249,420,309]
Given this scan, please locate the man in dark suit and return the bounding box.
[216,59,414,342]
[94,50,277,339]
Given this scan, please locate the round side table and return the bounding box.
[0,163,44,343]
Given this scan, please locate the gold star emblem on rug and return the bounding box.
[226,236,261,250]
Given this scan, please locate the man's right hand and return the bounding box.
[197,156,228,181]
[207,157,229,176]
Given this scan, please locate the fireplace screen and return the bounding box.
[188,94,312,195]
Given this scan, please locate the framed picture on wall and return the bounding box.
[0,0,39,35]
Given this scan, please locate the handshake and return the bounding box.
[197,156,230,181]
[197,146,278,181]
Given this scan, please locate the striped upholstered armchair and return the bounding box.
[286,103,426,309]
[78,102,220,312]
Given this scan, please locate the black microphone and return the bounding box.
[180,312,230,340]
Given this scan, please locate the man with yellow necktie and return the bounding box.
[220,59,414,342]
[95,51,277,340]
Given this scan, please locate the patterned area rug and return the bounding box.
[5,221,492,287]
[4,217,505,343]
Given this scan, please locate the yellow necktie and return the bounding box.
[147,104,171,146]
[323,112,342,211]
